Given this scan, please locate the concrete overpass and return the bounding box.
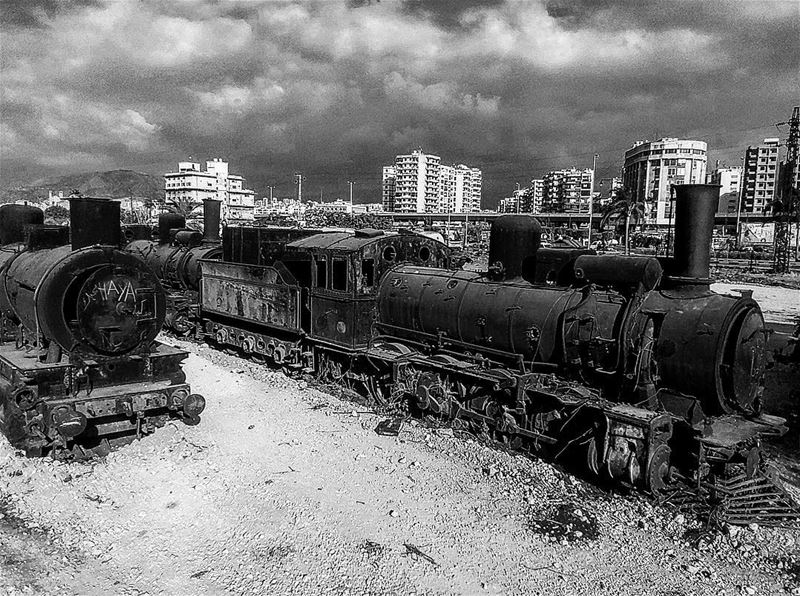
[377,212,773,228]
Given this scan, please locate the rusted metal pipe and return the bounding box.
[203,199,222,243]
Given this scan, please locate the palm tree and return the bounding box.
[165,197,200,218]
[598,188,646,255]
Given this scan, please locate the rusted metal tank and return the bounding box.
[487,215,541,280]
[0,198,166,357]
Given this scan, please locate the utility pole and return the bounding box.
[348,180,354,205]
[773,106,799,274]
[734,157,744,250]
[268,185,274,201]
[589,153,598,248]
[515,182,521,214]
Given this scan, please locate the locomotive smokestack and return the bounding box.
[69,197,121,250]
[202,199,221,243]
[158,213,186,244]
[488,215,542,280]
[671,184,720,280]
[0,204,44,244]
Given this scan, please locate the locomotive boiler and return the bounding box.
[125,199,223,333]
[378,185,766,418]
[0,198,205,458]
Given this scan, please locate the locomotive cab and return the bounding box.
[283,230,450,350]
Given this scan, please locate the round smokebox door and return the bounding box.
[75,266,160,355]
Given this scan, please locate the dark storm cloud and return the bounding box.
[400,0,506,28]
[1,0,797,205]
[0,0,102,29]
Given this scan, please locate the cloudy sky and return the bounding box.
[1,0,798,207]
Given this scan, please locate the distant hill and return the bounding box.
[0,170,165,204]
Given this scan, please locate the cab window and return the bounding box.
[332,258,348,291]
[315,256,328,289]
[361,258,375,289]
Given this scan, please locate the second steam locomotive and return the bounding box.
[0,198,205,458]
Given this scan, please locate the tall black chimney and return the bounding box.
[69,197,121,250]
[202,199,221,243]
[488,215,542,280]
[671,184,720,280]
[0,204,44,245]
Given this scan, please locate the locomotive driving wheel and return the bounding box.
[646,445,673,495]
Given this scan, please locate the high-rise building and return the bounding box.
[381,166,396,212]
[541,168,594,213]
[390,150,440,213]
[515,179,544,213]
[741,139,780,215]
[498,195,519,213]
[164,158,255,220]
[439,165,456,212]
[708,166,743,215]
[463,166,482,212]
[382,151,481,213]
[622,138,707,224]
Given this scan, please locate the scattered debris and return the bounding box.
[403,543,439,567]
[527,503,600,543]
[375,417,405,436]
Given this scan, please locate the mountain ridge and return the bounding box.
[0,169,165,204]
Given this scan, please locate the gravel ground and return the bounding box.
[711,283,800,325]
[0,340,798,596]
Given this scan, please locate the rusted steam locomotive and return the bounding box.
[146,184,798,520]
[0,198,205,458]
[124,199,224,334]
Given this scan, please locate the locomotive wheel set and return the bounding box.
[0,198,205,459]
[132,184,799,525]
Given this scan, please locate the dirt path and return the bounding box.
[711,282,800,325]
[0,343,798,595]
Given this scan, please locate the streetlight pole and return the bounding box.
[589,153,598,248]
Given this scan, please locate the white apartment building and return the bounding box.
[391,150,440,213]
[622,138,707,225]
[541,168,594,213]
[164,158,256,220]
[383,151,481,213]
[515,179,545,213]
[708,166,743,215]
[741,139,779,215]
[460,166,482,212]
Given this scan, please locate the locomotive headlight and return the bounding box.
[170,388,189,409]
[51,407,88,438]
[182,394,206,419]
